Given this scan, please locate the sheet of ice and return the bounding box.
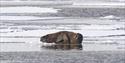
[0,29,125,52]
[73,1,125,6]
[0,16,41,20]
[0,43,41,52]
[7,18,122,25]
[99,15,122,20]
[1,17,124,25]
[0,7,59,13]
[0,16,63,20]
[1,24,124,33]
[80,25,124,30]
[0,29,125,37]
[0,16,125,52]
[0,1,72,6]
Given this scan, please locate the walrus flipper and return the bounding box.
[56,34,64,42]
[77,33,83,49]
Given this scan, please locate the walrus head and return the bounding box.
[40,35,48,42]
[40,34,58,43]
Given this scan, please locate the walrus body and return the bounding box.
[40,31,83,50]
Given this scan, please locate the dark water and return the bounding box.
[0,51,125,63]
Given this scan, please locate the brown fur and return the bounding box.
[40,31,83,50]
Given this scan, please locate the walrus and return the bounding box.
[40,31,83,50]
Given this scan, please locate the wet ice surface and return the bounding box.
[0,7,125,51]
[0,32,125,52]
[0,17,125,52]
[0,7,125,63]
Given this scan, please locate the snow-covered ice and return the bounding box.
[0,6,125,52]
[0,16,63,20]
[0,7,60,13]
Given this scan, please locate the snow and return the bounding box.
[0,1,72,6]
[0,7,59,13]
[0,16,41,20]
[0,16,63,20]
[99,15,121,20]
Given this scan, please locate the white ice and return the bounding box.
[0,7,60,13]
[0,16,63,20]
